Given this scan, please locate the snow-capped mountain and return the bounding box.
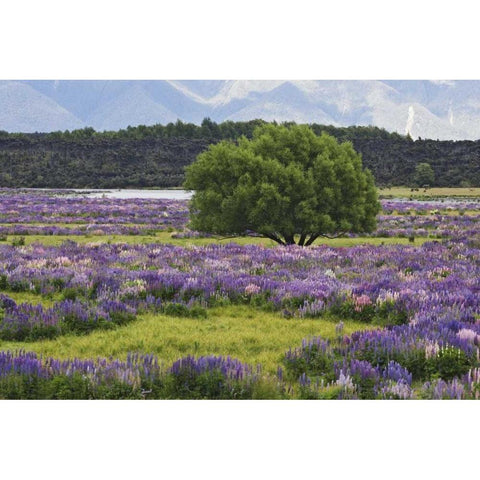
[2,80,480,140]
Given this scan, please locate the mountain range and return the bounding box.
[2,80,480,140]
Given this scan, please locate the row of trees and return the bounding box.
[0,119,406,143]
[0,119,268,142]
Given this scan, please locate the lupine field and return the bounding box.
[0,188,479,399]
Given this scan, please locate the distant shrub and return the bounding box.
[251,376,289,400]
[284,338,337,383]
[61,288,79,301]
[11,236,25,247]
[164,355,257,399]
[163,302,207,318]
[374,300,408,326]
[426,346,473,380]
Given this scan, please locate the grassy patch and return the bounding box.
[3,291,60,308]
[18,233,431,248]
[0,305,374,374]
[379,187,480,198]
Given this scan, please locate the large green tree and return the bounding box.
[184,124,380,246]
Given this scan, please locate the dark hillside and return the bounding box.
[0,120,479,188]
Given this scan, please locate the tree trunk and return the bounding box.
[284,233,296,245]
[304,233,320,246]
[263,232,286,246]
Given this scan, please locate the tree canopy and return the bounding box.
[184,124,381,246]
[414,162,435,187]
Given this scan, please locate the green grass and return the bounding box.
[4,291,61,308]
[379,186,480,198]
[0,305,374,374]
[14,232,431,247]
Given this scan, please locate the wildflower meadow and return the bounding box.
[0,189,479,399]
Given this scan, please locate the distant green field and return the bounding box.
[379,186,480,198]
[7,233,431,248]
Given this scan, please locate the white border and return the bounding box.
[2,0,479,79]
[1,1,478,478]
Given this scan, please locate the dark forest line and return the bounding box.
[0,119,479,188]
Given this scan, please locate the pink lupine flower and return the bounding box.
[352,294,372,312]
[244,284,261,295]
[457,328,479,344]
